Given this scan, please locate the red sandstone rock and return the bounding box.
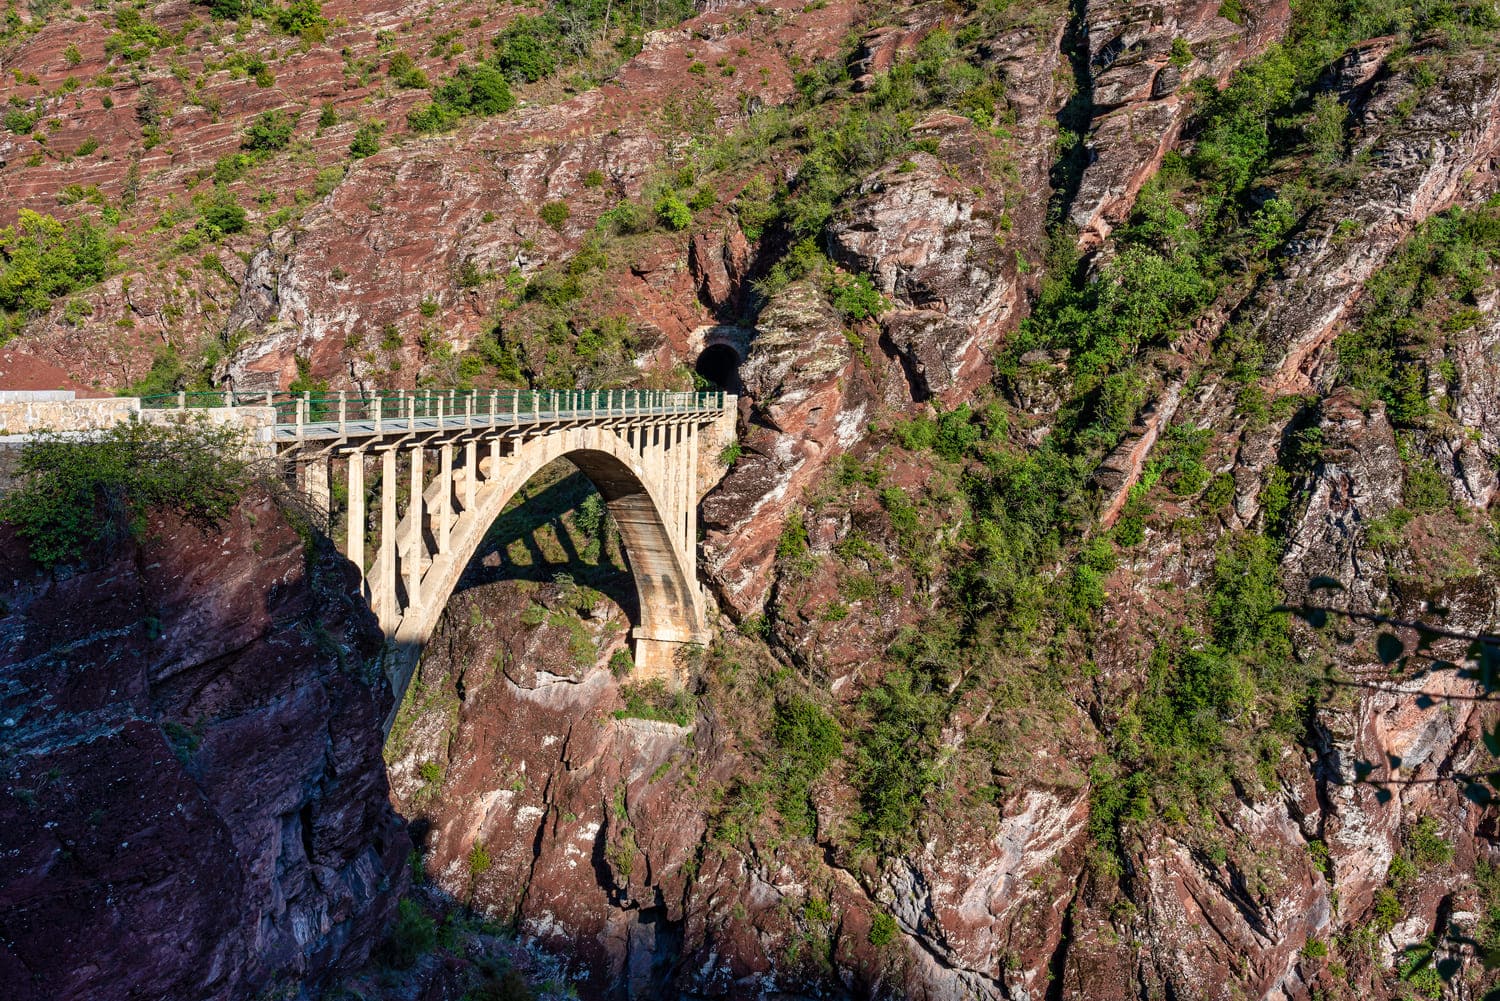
[0,486,407,1001]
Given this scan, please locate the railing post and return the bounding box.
[296,395,305,441]
[465,391,473,426]
[339,390,347,436]
[376,393,384,434]
[511,389,518,423]
[437,392,444,425]
[265,391,273,410]
[177,390,186,409]
[222,388,232,408]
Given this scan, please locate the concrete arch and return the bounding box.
[380,422,707,704]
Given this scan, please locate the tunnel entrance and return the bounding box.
[695,343,742,392]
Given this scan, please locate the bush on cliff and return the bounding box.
[0,209,113,319]
[0,418,250,567]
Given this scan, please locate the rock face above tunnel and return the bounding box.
[0,486,408,1001]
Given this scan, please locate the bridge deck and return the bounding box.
[140,390,732,446]
[272,404,715,442]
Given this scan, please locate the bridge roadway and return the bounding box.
[145,388,737,721]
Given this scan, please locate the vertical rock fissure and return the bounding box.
[1048,0,1096,224]
[1044,882,1081,1001]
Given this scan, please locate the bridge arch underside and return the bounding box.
[378,423,707,701]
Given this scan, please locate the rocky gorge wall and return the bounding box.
[0,486,408,1000]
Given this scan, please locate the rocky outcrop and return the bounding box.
[1069,0,1292,246]
[701,281,873,617]
[1249,46,1500,393]
[0,486,407,1001]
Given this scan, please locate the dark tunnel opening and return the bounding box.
[695,343,742,393]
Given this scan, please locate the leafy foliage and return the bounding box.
[1336,202,1500,422]
[0,209,112,318]
[241,109,296,152]
[769,694,841,837]
[0,419,250,567]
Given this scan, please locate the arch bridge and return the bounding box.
[145,389,736,710]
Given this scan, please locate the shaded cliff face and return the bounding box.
[0,486,408,1001]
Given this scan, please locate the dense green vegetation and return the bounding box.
[0,209,113,341]
[408,0,695,133]
[1337,201,1500,423]
[0,419,250,567]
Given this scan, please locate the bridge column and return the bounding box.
[666,423,681,551]
[346,450,365,584]
[684,424,698,552]
[408,446,424,610]
[632,624,710,682]
[438,442,452,554]
[462,440,476,511]
[303,455,331,533]
[379,448,397,629]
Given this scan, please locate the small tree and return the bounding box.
[241,110,295,152]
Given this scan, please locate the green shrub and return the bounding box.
[769,694,841,837]
[3,107,37,135]
[539,200,570,230]
[868,911,898,946]
[851,666,946,855]
[0,209,112,316]
[436,62,515,115]
[468,840,492,875]
[0,419,250,567]
[241,109,295,152]
[831,271,887,322]
[349,121,383,159]
[1372,887,1402,931]
[406,101,461,133]
[199,195,247,235]
[614,679,695,726]
[1408,815,1454,868]
[491,15,560,82]
[387,51,429,89]
[655,193,692,231]
[198,0,245,17]
[383,898,436,969]
[213,152,253,184]
[274,0,326,36]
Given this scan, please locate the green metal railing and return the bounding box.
[139,388,729,434]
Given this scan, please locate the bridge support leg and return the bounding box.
[438,442,452,554]
[408,446,424,610]
[463,440,476,511]
[303,455,331,533]
[632,625,710,685]
[347,450,364,582]
[379,449,397,629]
[684,424,698,547]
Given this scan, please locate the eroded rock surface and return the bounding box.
[0,487,408,1001]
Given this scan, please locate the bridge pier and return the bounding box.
[379,448,397,629]
[632,625,711,681]
[347,451,365,587]
[302,454,331,532]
